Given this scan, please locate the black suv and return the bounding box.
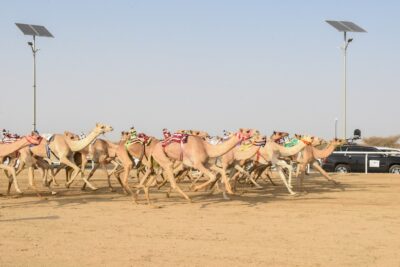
[322,145,400,174]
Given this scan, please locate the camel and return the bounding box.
[295,138,346,191]
[26,123,113,193]
[146,128,255,202]
[0,132,42,194]
[221,131,290,189]
[63,131,120,191]
[245,135,315,195]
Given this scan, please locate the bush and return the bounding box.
[362,135,400,148]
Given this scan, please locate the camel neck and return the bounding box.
[312,143,337,159]
[203,135,241,158]
[66,130,100,152]
[266,140,307,157]
[0,138,30,157]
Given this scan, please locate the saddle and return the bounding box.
[1,132,21,144]
[161,130,189,161]
[283,138,299,148]
[125,133,152,148]
[161,132,189,148]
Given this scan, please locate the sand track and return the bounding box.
[1,171,399,266]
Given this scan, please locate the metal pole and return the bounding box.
[335,118,338,139]
[343,32,347,140]
[33,35,37,132]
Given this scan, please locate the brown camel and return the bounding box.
[147,128,255,202]
[295,138,346,191]
[26,123,113,193]
[63,131,120,191]
[219,131,290,190]
[0,133,42,194]
[248,135,315,195]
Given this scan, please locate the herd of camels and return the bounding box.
[0,123,346,205]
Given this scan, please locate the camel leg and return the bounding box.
[1,164,22,195]
[63,157,97,190]
[276,160,293,189]
[264,172,276,186]
[81,162,100,190]
[276,166,297,195]
[120,163,139,204]
[311,161,339,185]
[234,165,263,189]
[27,167,43,198]
[100,163,115,192]
[210,165,234,194]
[296,164,307,192]
[192,164,222,193]
[159,163,191,202]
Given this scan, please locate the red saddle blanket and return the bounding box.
[138,133,151,144]
[161,132,189,148]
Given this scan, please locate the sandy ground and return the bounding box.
[0,171,400,267]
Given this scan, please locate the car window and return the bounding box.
[335,146,347,152]
[347,146,378,152]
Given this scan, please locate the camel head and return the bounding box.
[271,131,289,141]
[299,135,314,146]
[236,128,255,141]
[94,123,113,135]
[25,131,42,145]
[332,138,347,146]
[120,131,130,142]
[177,129,209,139]
[64,131,80,141]
[311,136,323,146]
[294,133,303,139]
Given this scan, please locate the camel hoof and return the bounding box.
[149,204,161,209]
[51,191,57,195]
[65,183,71,189]
[222,193,231,200]
[165,192,170,198]
[109,187,115,192]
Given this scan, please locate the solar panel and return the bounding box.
[326,20,366,33]
[15,23,38,36]
[341,21,366,32]
[15,23,54,37]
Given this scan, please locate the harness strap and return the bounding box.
[256,148,261,162]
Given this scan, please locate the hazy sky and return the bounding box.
[1,0,399,140]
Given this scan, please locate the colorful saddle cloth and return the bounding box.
[1,131,21,143]
[161,132,189,148]
[284,138,299,148]
[125,132,152,148]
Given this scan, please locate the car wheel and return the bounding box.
[335,164,350,173]
[389,165,400,174]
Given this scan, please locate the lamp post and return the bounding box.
[16,23,54,132]
[334,117,338,139]
[326,20,366,139]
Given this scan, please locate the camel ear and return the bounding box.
[239,128,244,133]
[273,131,277,134]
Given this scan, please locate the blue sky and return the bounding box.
[1,0,399,140]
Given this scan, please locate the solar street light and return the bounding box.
[15,23,54,132]
[326,20,366,139]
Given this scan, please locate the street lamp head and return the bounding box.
[348,38,353,43]
[27,41,33,46]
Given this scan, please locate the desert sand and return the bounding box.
[0,171,399,266]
